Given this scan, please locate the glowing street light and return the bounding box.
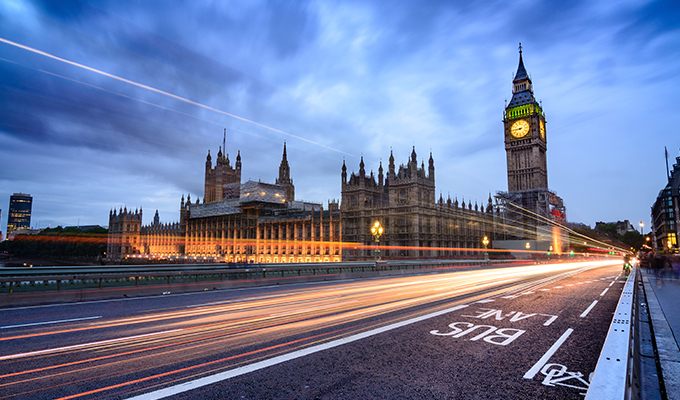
[525,242,531,250]
[482,235,490,261]
[370,220,384,261]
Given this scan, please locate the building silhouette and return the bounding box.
[7,193,32,238]
[497,44,567,249]
[651,149,680,252]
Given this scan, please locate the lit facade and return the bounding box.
[651,151,680,252]
[7,193,32,239]
[107,136,341,263]
[340,149,495,260]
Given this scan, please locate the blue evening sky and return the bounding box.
[0,0,679,232]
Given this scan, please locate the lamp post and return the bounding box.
[370,220,384,261]
[482,235,490,261]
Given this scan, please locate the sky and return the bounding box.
[0,0,679,232]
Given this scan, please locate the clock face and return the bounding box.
[539,120,546,139]
[510,119,530,138]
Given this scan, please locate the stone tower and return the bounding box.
[276,142,295,203]
[204,129,242,203]
[503,43,548,192]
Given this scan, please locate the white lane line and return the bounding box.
[521,291,535,295]
[599,288,609,297]
[523,328,574,379]
[554,286,563,289]
[501,295,518,299]
[539,288,550,292]
[0,316,102,330]
[0,329,183,361]
[475,299,495,304]
[608,280,616,287]
[126,304,470,400]
[580,300,598,318]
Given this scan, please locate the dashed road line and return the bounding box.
[599,288,609,297]
[474,299,495,304]
[554,286,563,289]
[579,300,598,318]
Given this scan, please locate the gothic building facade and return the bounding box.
[107,134,342,263]
[340,148,495,260]
[497,44,566,245]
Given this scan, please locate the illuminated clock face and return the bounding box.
[510,119,530,138]
[539,120,546,139]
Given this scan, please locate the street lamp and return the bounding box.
[525,242,531,250]
[482,235,490,261]
[370,220,384,261]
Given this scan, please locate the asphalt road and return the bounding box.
[0,259,624,399]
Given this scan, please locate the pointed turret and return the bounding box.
[276,142,295,202]
[341,159,347,184]
[378,161,384,186]
[411,146,417,164]
[359,156,365,177]
[153,209,160,225]
[236,150,241,170]
[428,152,435,181]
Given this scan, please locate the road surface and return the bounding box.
[0,259,624,399]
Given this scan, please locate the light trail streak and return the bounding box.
[0,260,620,399]
[0,37,350,156]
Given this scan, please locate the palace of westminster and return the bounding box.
[107,46,566,263]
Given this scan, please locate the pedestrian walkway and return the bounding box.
[641,266,680,400]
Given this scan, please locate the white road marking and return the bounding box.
[0,316,102,330]
[501,295,518,299]
[521,291,535,295]
[126,304,470,400]
[0,329,183,361]
[523,328,574,379]
[539,288,551,292]
[580,300,598,318]
[608,281,615,287]
[554,286,563,289]
[474,299,495,304]
[599,288,609,297]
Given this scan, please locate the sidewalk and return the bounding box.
[641,266,680,400]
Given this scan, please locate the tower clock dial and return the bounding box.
[510,119,530,138]
[539,119,546,140]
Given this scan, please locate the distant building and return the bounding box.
[651,150,680,252]
[496,45,567,251]
[7,193,32,239]
[595,220,636,236]
[341,149,494,260]
[108,134,342,263]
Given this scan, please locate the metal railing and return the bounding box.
[0,259,514,294]
[585,268,637,400]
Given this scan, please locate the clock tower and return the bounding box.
[504,44,548,192]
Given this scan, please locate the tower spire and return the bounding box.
[513,42,529,82]
[223,128,226,154]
